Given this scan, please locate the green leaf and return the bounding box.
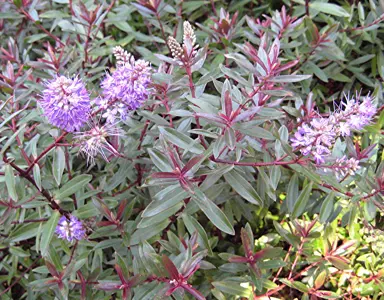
[148,149,173,172]
[304,17,319,44]
[40,211,60,257]
[357,2,365,21]
[5,164,18,201]
[1,124,26,155]
[269,166,281,191]
[9,246,31,257]
[159,127,204,154]
[289,164,322,184]
[280,279,310,293]
[9,223,40,243]
[192,189,234,235]
[212,281,252,297]
[139,111,170,126]
[53,147,65,186]
[355,72,375,87]
[310,2,350,17]
[349,54,375,66]
[307,61,328,82]
[93,239,122,250]
[377,51,384,81]
[54,175,92,199]
[220,64,251,86]
[258,260,287,269]
[286,174,299,213]
[138,202,183,228]
[224,128,236,150]
[225,53,256,72]
[292,182,313,218]
[142,189,187,218]
[235,124,275,140]
[33,164,42,191]
[130,219,170,245]
[320,192,335,223]
[270,74,312,82]
[326,256,350,270]
[0,110,24,130]
[224,170,262,206]
[273,221,299,246]
[201,164,234,191]
[182,214,213,256]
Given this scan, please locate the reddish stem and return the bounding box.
[18,8,65,47]
[25,132,68,174]
[211,157,306,167]
[341,14,384,32]
[3,156,67,215]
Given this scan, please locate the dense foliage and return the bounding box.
[1,0,384,299]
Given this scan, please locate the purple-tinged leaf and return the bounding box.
[288,17,304,30]
[159,127,205,154]
[45,261,59,277]
[228,255,248,263]
[151,172,179,179]
[253,248,269,261]
[162,255,180,280]
[249,262,262,277]
[97,221,117,228]
[224,91,232,118]
[94,282,121,291]
[77,271,87,300]
[92,198,113,220]
[240,228,253,257]
[333,240,356,255]
[179,177,195,194]
[232,106,261,123]
[127,274,143,287]
[116,199,128,220]
[181,155,204,175]
[0,207,12,225]
[165,285,181,296]
[182,284,206,300]
[326,256,350,270]
[276,59,299,73]
[195,113,227,125]
[115,265,127,284]
[131,3,156,14]
[359,143,377,159]
[182,251,206,279]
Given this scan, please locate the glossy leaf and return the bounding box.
[54,175,92,199]
[40,211,60,257]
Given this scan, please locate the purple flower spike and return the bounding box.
[56,215,85,242]
[340,94,377,130]
[97,47,151,123]
[290,117,335,164]
[290,93,376,165]
[40,76,91,132]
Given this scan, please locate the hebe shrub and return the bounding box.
[0,0,384,299]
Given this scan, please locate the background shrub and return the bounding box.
[0,0,384,299]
